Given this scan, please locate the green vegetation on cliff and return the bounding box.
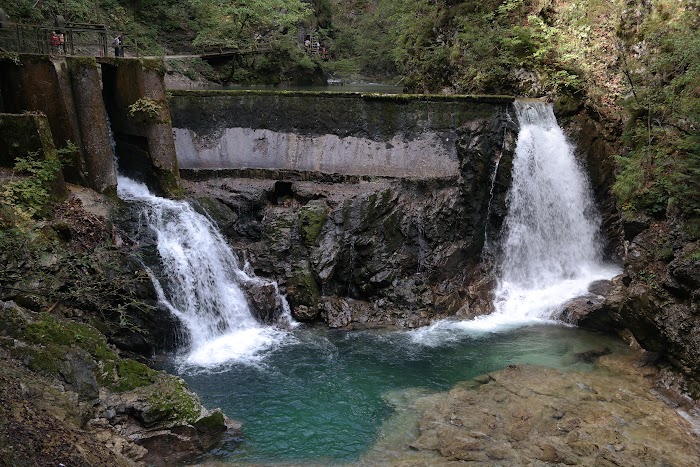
[326,0,699,224]
[613,1,700,219]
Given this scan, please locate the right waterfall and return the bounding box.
[492,100,618,321]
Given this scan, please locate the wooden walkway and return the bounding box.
[0,16,277,61]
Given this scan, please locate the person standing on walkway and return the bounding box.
[50,31,60,55]
[113,34,124,57]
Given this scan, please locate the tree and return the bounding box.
[189,0,312,49]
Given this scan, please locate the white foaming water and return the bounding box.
[117,176,293,367]
[412,100,619,343]
[492,100,619,320]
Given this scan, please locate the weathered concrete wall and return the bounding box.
[68,58,117,194]
[0,55,180,195]
[0,112,66,192]
[0,56,87,183]
[100,58,180,196]
[0,113,54,166]
[170,91,513,179]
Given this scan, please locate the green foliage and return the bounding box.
[613,1,700,220]
[128,97,163,119]
[0,151,62,221]
[188,0,312,49]
[0,51,21,65]
[0,165,155,338]
[635,269,658,289]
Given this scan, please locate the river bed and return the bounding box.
[170,323,631,465]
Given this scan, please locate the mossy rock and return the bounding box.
[141,375,202,425]
[112,359,158,392]
[196,197,238,230]
[262,210,296,246]
[0,301,31,337]
[298,200,328,245]
[382,211,405,254]
[288,260,321,310]
[194,410,226,430]
[154,168,184,198]
[23,313,117,361]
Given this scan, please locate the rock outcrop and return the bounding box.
[0,185,238,465]
[362,353,699,466]
[0,298,239,466]
[408,355,700,465]
[182,110,516,328]
[578,217,700,393]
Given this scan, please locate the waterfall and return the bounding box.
[413,100,619,340]
[490,100,619,323]
[117,176,293,367]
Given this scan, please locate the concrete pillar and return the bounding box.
[67,57,117,194]
[100,57,181,196]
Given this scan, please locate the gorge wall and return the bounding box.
[169,91,518,326]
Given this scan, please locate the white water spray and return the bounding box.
[117,176,293,367]
[413,100,619,340]
[491,100,619,322]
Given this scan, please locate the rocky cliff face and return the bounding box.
[579,216,700,393]
[183,111,516,328]
[556,105,700,394]
[0,186,238,466]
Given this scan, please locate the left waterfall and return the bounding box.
[117,176,292,368]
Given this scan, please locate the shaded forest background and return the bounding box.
[0,0,698,224]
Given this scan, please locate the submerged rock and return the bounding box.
[404,354,700,466]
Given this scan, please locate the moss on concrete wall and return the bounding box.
[0,55,177,196]
[0,55,85,183]
[170,90,513,142]
[67,57,117,194]
[0,113,56,167]
[100,57,180,196]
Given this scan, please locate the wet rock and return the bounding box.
[102,376,240,467]
[580,220,700,389]
[240,280,284,325]
[621,211,652,241]
[670,243,700,288]
[559,294,605,324]
[292,304,319,321]
[573,346,611,363]
[0,300,238,466]
[179,108,516,329]
[588,279,613,296]
[409,356,700,466]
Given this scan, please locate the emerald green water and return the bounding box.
[172,323,627,465]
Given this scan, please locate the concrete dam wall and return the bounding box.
[169,91,514,179]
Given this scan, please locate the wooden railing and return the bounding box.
[0,21,138,57]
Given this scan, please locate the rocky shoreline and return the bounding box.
[362,351,700,466]
[0,187,239,466]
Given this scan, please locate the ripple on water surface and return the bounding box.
[171,324,629,465]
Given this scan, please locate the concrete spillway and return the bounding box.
[169,91,513,180]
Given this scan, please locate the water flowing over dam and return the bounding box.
[117,96,632,465]
[116,176,292,367]
[491,101,620,322]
